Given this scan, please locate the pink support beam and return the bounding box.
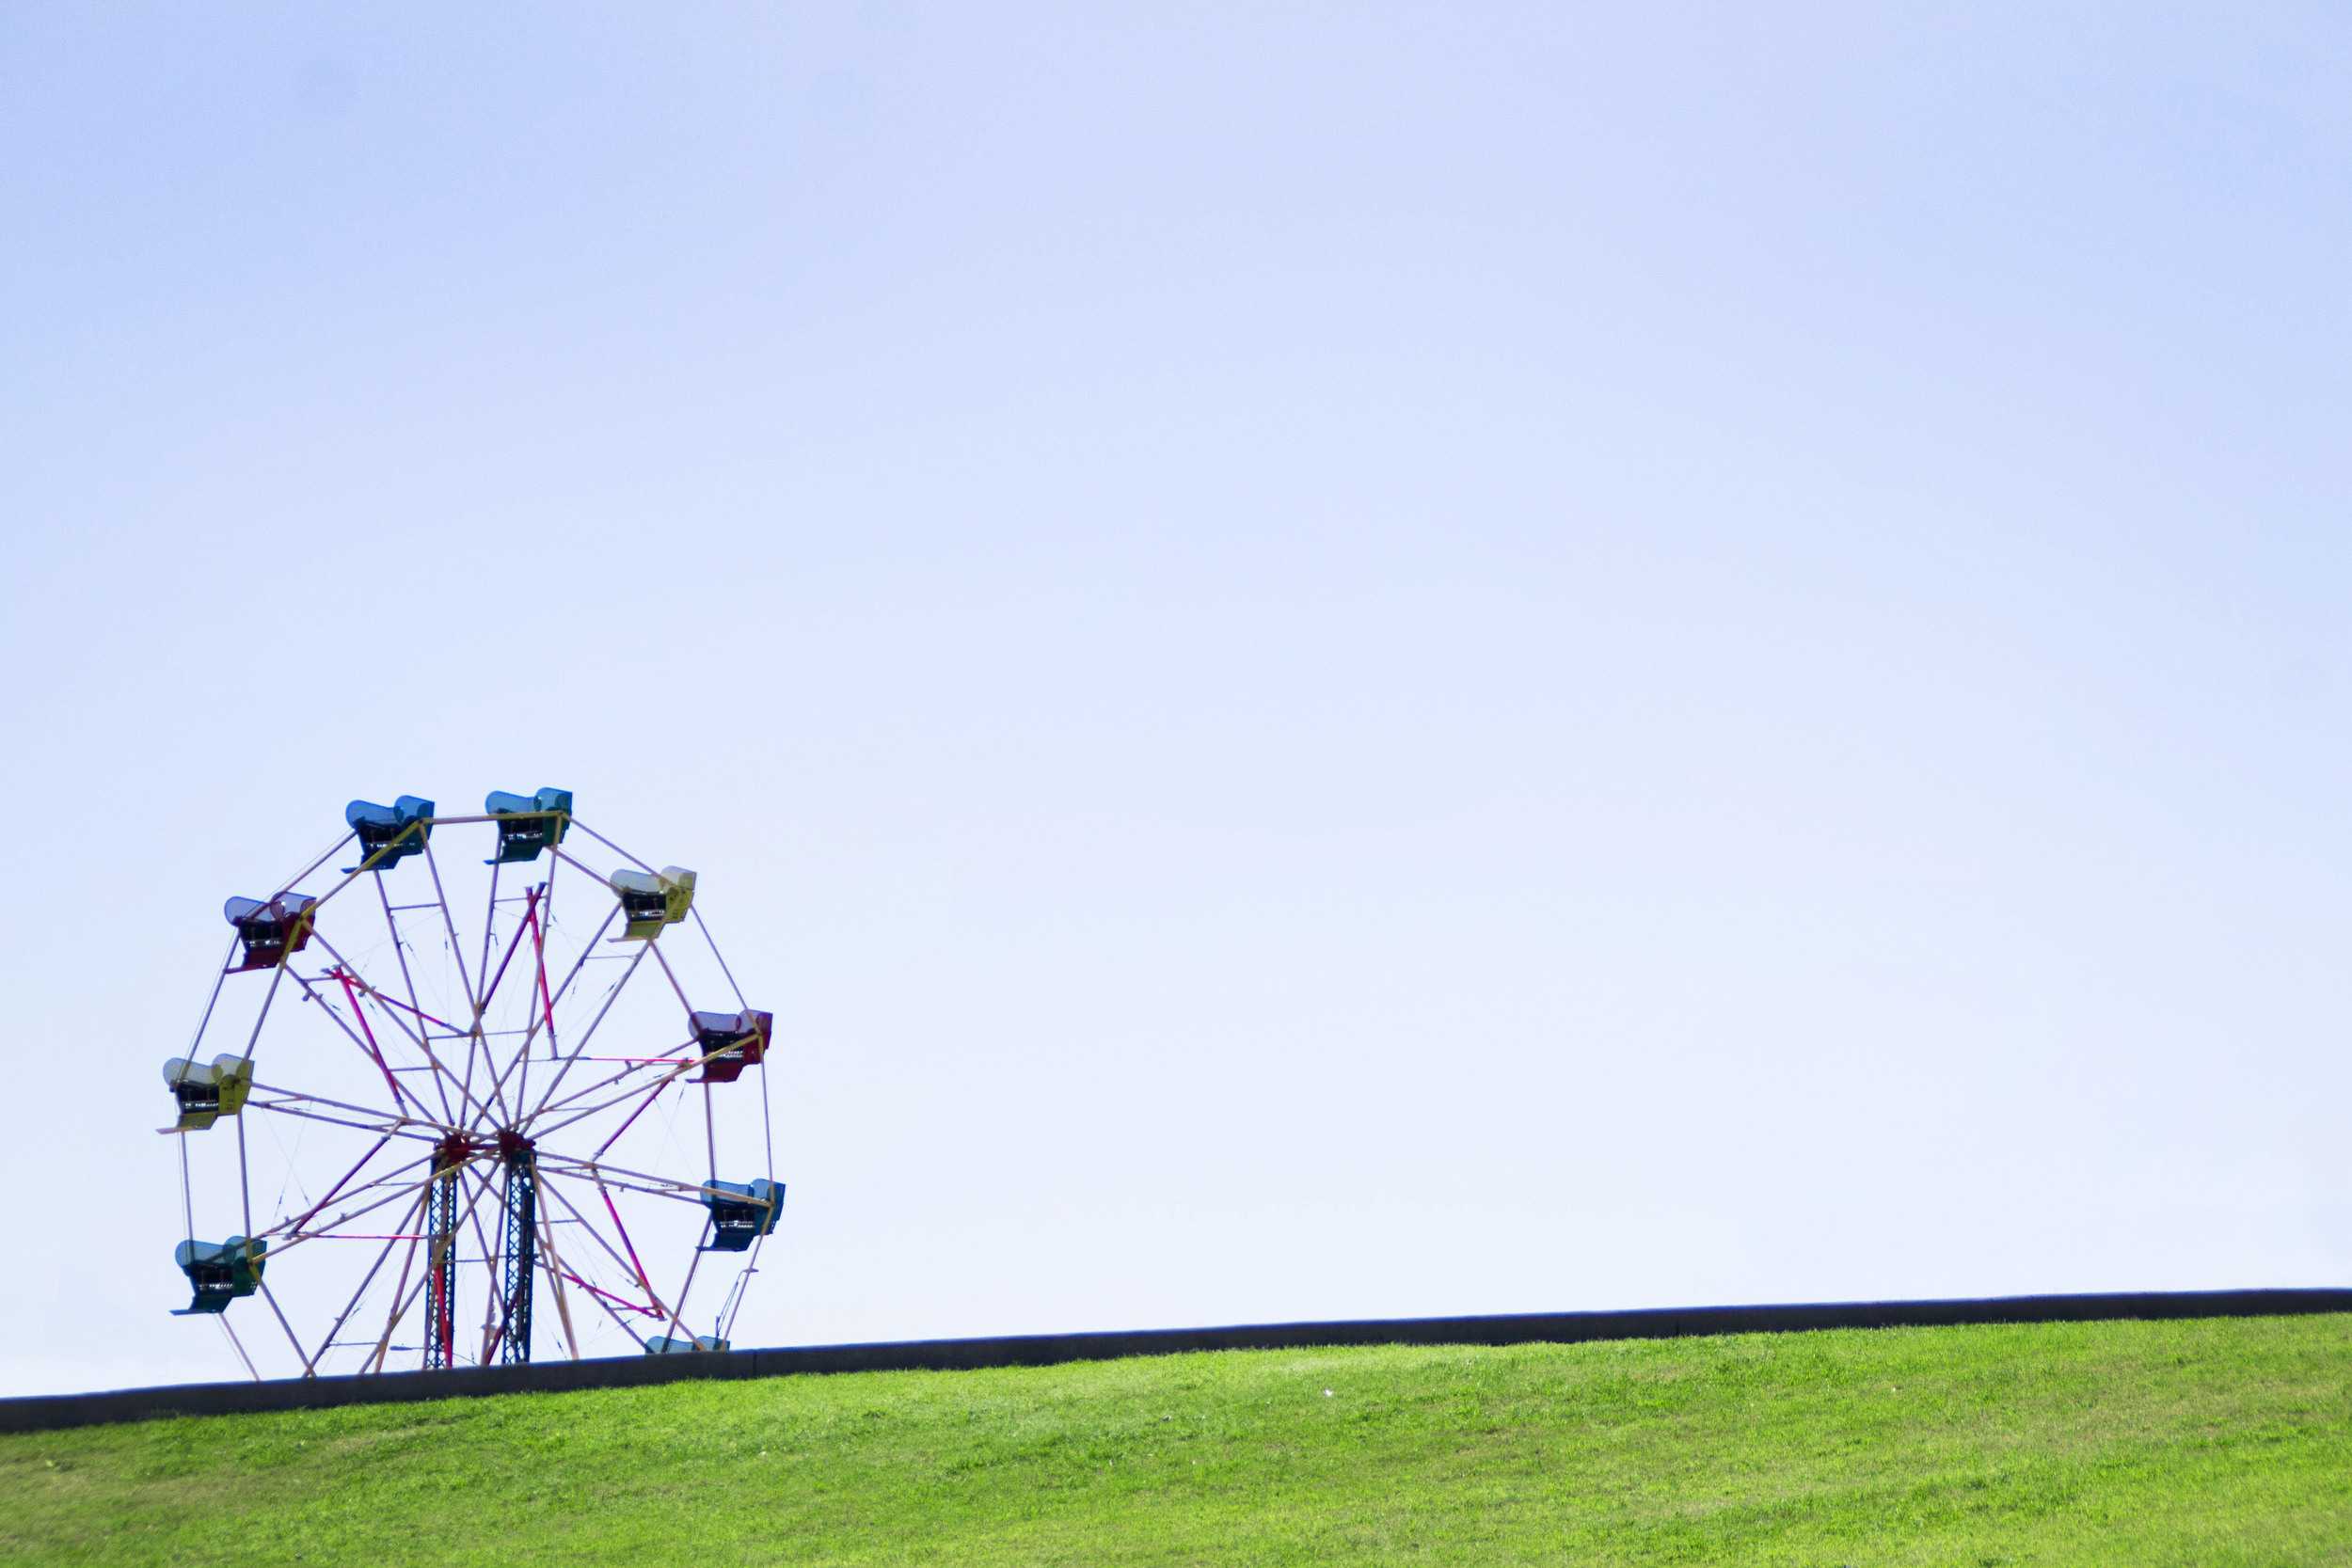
[332,968,425,1115]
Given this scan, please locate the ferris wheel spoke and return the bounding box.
[306,934,430,1053]
[391,1158,502,1369]
[475,861,502,1017]
[471,876,548,1029]
[328,982,463,1039]
[528,1213,583,1360]
[529,1180,674,1340]
[512,888,561,1123]
[535,1152,748,1207]
[548,1170,711,1209]
[515,905,618,1057]
[419,839,490,1121]
[525,1041,691,1135]
[548,1255,656,1339]
[364,1210,429,1373]
[585,1069,693,1156]
[479,901,622,1134]
[365,1266,433,1373]
[527,1017,762,1142]
[514,942,660,1126]
[278,969,445,1127]
[370,869,453,1119]
[419,838,479,1003]
[304,1184,429,1376]
[469,886,558,1114]
[533,1168,666,1315]
[263,1169,439,1259]
[364,1177,483,1378]
[354,999,476,1131]
[246,1101,440,1148]
[270,1136,410,1241]
[444,887,553,1130]
[550,1257,664,1346]
[329,967,443,1125]
[464,1025,519,1132]
[404,1041,504,1134]
[301,958,504,1133]
[308,935,471,1126]
[278,1147,434,1234]
[246,1081,438,1136]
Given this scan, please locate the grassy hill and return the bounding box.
[6,1313,2348,1566]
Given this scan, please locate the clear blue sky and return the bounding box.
[3,4,2347,1395]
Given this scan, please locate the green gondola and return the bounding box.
[485,787,573,864]
[344,795,435,873]
[172,1236,267,1315]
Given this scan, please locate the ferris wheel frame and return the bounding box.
[162,791,780,1381]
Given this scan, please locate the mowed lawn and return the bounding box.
[5,1314,2348,1566]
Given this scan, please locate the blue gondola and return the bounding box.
[344,795,435,873]
[700,1179,784,1253]
[485,787,573,864]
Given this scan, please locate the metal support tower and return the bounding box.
[422,1138,466,1371]
[496,1136,537,1365]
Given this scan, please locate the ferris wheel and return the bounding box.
[161,788,781,1377]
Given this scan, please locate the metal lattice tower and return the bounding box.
[422,1141,465,1371]
[496,1139,536,1366]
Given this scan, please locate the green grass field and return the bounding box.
[6,1313,2348,1566]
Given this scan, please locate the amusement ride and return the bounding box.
[161,789,780,1377]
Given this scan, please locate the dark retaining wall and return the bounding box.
[6,1287,2347,1435]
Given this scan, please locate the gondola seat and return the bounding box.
[344,795,435,872]
[689,1009,772,1084]
[485,787,573,864]
[161,1053,255,1132]
[224,894,319,972]
[701,1178,783,1253]
[644,1334,730,1354]
[172,1236,267,1315]
[609,866,696,940]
